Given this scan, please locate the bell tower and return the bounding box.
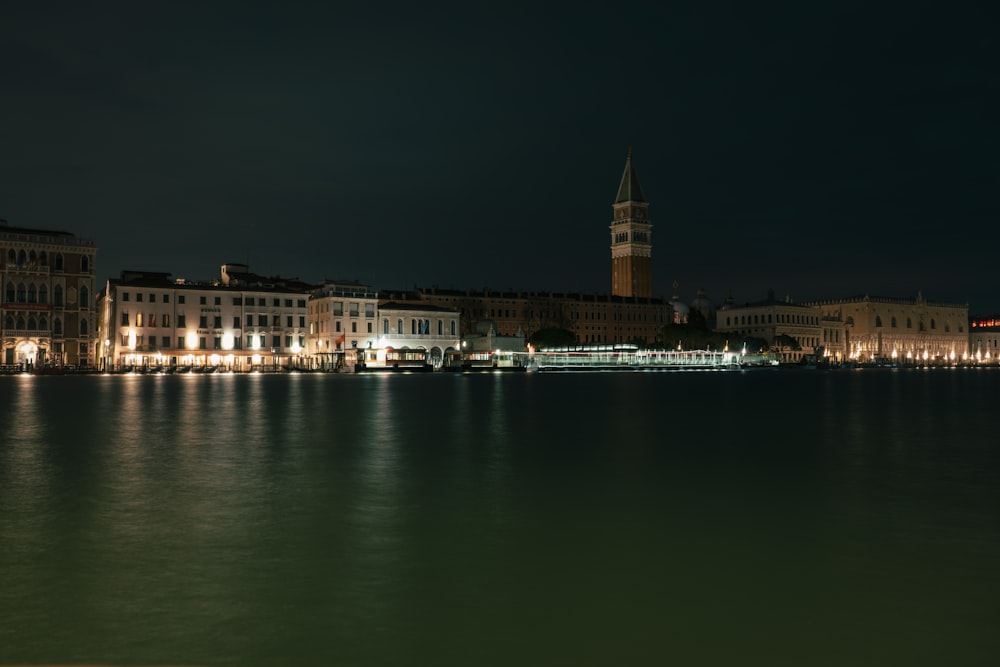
[610,149,652,298]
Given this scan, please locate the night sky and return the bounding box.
[3,2,998,312]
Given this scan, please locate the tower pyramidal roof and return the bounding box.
[614,148,647,204]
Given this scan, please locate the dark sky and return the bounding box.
[3,2,998,312]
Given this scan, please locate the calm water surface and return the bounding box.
[1,369,998,666]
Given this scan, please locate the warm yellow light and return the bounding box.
[252,354,262,364]
[209,354,221,366]
[291,342,301,354]
[186,332,198,350]
[923,350,929,360]
[128,330,136,350]
[222,332,234,350]
[251,336,261,351]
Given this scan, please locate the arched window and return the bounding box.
[81,255,89,272]
[906,317,912,328]
[80,319,88,336]
[39,316,48,330]
[6,249,14,265]
[16,283,26,302]
[411,319,417,334]
[383,318,389,335]
[39,251,47,266]
[54,318,63,335]
[39,284,48,304]
[16,316,26,330]
[450,320,456,336]
[80,285,89,307]
[891,316,897,328]
[55,253,64,270]
[875,316,882,327]
[4,315,13,330]
[438,319,443,335]
[28,316,37,330]
[29,250,37,264]
[28,284,37,303]
[5,282,13,302]
[930,319,936,330]
[17,249,26,266]
[397,319,403,334]
[54,285,63,306]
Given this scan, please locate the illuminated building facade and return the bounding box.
[399,287,671,346]
[359,302,461,369]
[807,294,968,362]
[714,293,844,362]
[0,218,97,368]
[969,316,1000,363]
[96,265,313,371]
[610,149,653,299]
[307,280,380,370]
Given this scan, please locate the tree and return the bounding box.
[773,334,801,350]
[530,327,577,349]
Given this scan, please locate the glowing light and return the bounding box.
[221,332,234,350]
[923,350,929,360]
[251,337,261,351]
[209,354,221,366]
[291,342,301,354]
[252,354,262,364]
[186,332,198,350]
[128,330,136,350]
[891,349,897,359]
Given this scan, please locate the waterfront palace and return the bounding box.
[1,219,97,367]
[0,152,983,370]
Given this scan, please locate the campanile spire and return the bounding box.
[610,149,652,298]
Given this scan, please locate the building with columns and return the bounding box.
[1,218,97,368]
[806,294,968,363]
[713,292,844,363]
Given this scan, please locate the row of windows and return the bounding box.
[725,313,819,327]
[122,334,306,351]
[613,231,649,243]
[2,314,85,335]
[3,249,89,272]
[473,308,663,323]
[381,319,457,336]
[120,292,306,308]
[121,313,307,329]
[311,301,376,315]
[864,315,963,333]
[4,283,87,307]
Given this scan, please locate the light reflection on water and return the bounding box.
[1,370,999,666]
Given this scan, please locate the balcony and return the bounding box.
[1,263,50,274]
[1,329,51,339]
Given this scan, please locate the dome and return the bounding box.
[690,287,715,320]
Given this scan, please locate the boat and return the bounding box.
[525,344,743,372]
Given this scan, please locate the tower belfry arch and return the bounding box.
[610,148,652,298]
